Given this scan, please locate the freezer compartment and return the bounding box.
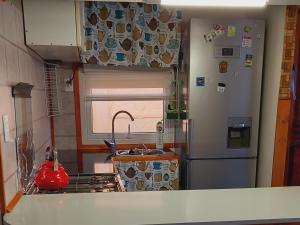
[187,158,256,189]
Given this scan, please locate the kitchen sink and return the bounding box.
[116,149,164,156]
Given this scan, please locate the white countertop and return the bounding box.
[4,187,300,225]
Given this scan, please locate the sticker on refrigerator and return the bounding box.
[219,61,228,73]
[213,24,225,36]
[227,25,236,37]
[242,36,252,48]
[217,83,226,93]
[204,24,224,42]
[243,26,252,33]
[244,54,253,67]
[204,32,216,42]
[196,77,205,87]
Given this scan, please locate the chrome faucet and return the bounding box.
[104,110,134,160]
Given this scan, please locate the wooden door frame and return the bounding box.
[272,6,300,186]
[287,7,300,185]
[0,142,8,215]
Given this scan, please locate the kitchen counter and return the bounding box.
[4,187,300,225]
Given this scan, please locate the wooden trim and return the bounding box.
[5,191,23,213]
[79,143,176,152]
[287,7,300,185]
[272,6,299,186]
[0,141,6,214]
[272,99,293,186]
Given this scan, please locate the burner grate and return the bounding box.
[29,173,123,194]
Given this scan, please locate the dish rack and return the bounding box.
[44,63,62,117]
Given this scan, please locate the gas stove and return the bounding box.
[27,173,125,194]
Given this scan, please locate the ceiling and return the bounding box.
[268,0,300,4]
[76,0,300,5]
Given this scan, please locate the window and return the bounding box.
[92,99,163,133]
[80,68,174,145]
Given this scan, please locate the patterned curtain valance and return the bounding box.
[80,2,182,68]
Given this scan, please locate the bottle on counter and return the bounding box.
[156,121,164,150]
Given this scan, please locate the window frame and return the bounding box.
[79,68,174,145]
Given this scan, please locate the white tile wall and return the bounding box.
[0,39,7,84]
[33,117,51,152]
[0,0,51,205]
[54,115,76,136]
[0,86,15,134]
[0,132,17,181]
[54,68,77,141]
[4,172,18,204]
[5,42,20,84]
[35,139,51,168]
[18,50,30,83]
[53,68,77,172]
[0,3,4,36]
[14,1,25,50]
[2,1,17,44]
[55,136,77,150]
[61,92,75,114]
[31,90,47,121]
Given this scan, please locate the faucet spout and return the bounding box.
[104,110,134,161]
[112,110,134,143]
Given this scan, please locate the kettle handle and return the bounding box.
[53,147,58,171]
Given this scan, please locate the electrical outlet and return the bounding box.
[64,78,73,92]
[2,114,12,143]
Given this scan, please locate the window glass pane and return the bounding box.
[92,100,163,134]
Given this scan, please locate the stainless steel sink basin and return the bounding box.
[116,149,164,156]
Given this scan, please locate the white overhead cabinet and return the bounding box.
[23,0,80,62]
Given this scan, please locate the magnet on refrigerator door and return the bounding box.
[219,61,228,73]
[213,24,225,36]
[244,26,252,33]
[196,77,205,87]
[227,25,236,37]
[204,24,224,42]
[204,32,216,42]
[217,83,226,93]
[244,54,253,67]
[242,36,252,48]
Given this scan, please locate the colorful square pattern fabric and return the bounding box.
[80,2,182,68]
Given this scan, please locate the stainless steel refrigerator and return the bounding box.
[181,18,265,189]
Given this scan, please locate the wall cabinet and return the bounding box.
[23,0,80,62]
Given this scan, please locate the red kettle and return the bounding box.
[35,146,69,190]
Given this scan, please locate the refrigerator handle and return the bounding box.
[187,119,193,155]
[186,159,191,190]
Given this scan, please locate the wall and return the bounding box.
[257,6,286,187]
[53,68,78,174]
[0,0,51,206]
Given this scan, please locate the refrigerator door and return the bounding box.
[188,19,265,159]
[187,158,257,189]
